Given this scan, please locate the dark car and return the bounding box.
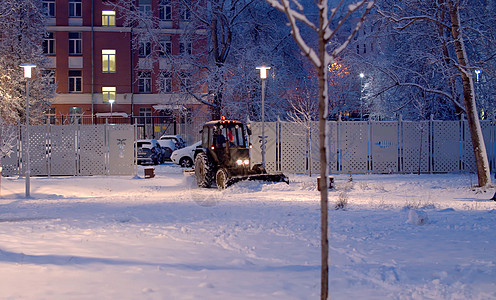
[137,139,163,165]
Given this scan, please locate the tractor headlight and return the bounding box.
[236,159,250,166]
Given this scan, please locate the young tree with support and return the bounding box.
[264,0,375,298]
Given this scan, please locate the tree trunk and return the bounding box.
[317,3,329,299]
[448,1,491,187]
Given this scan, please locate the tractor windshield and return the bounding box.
[218,124,246,148]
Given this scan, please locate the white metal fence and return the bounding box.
[1,124,136,176]
[249,119,496,174]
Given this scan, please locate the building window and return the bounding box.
[43,0,55,17]
[68,106,83,124]
[159,39,171,56]
[160,71,172,93]
[159,0,172,20]
[139,107,152,125]
[139,0,152,17]
[138,41,151,57]
[179,41,192,55]
[69,32,82,55]
[363,44,366,54]
[102,49,116,73]
[102,87,116,103]
[69,0,82,17]
[179,72,191,91]
[356,44,359,54]
[43,32,55,55]
[102,10,116,26]
[45,107,56,124]
[181,0,191,21]
[68,70,82,93]
[138,71,152,93]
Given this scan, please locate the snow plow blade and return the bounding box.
[226,173,289,188]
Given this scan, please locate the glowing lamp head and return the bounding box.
[221,116,226,121]
[359,73,364,78]
[20,64,36,78]
[109,99,115,104]
[256,66,271,79]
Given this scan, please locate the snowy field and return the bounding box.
[0,164,495,299]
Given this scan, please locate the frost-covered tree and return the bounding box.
[367,0,493,187]
[0,0,56,157]
[112,0,306,121]
[265,0,375,298]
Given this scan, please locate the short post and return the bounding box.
[317,176,334,191]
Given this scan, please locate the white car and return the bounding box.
[170,141,201,167]
[159,134,186,150]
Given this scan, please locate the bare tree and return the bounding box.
[375,0,492,186]
[265,0,375,298]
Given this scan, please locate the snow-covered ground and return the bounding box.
[0,164,495,299]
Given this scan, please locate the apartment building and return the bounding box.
[43,0,207,141]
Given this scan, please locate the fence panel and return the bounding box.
[1,126,19,176]
[401,121,430,173]
[108,125,136,175]
[21,125,48,176]
[339,121,369,173]
[327,122,339,173]
[432,121,460,172]
[249,122,279,173]
[78,125,107,176]
[371,122,398,173]
[280,122,307,173]
[462,120,493,173]
[50,125,77,176]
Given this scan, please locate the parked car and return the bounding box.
[156,139,176,161]
[159,134,186,150]
[170,141,201,167]
[137,139,163,165]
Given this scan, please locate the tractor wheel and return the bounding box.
[216,168,229,190]
[195,152,214,188]
[179,157,193,168]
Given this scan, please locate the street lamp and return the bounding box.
[109,99,115,123]
[359,73,364,120]
[256,66,271,169]
[20,63,36,197]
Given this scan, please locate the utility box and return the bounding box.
[144,167,155,179]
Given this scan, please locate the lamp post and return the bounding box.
[20,63,36,197]
[359,73,364,121]
[109,99,115,123]
[256,66,270,169]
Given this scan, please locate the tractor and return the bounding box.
[194,117,288,189]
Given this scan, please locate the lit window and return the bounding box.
[102,49,116,73]
[43,32,55,55]
[69,32,82,55]
[69,0,82,17]
[102,87,116,102]
[68,70,82,93]
[102,10,116,26]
